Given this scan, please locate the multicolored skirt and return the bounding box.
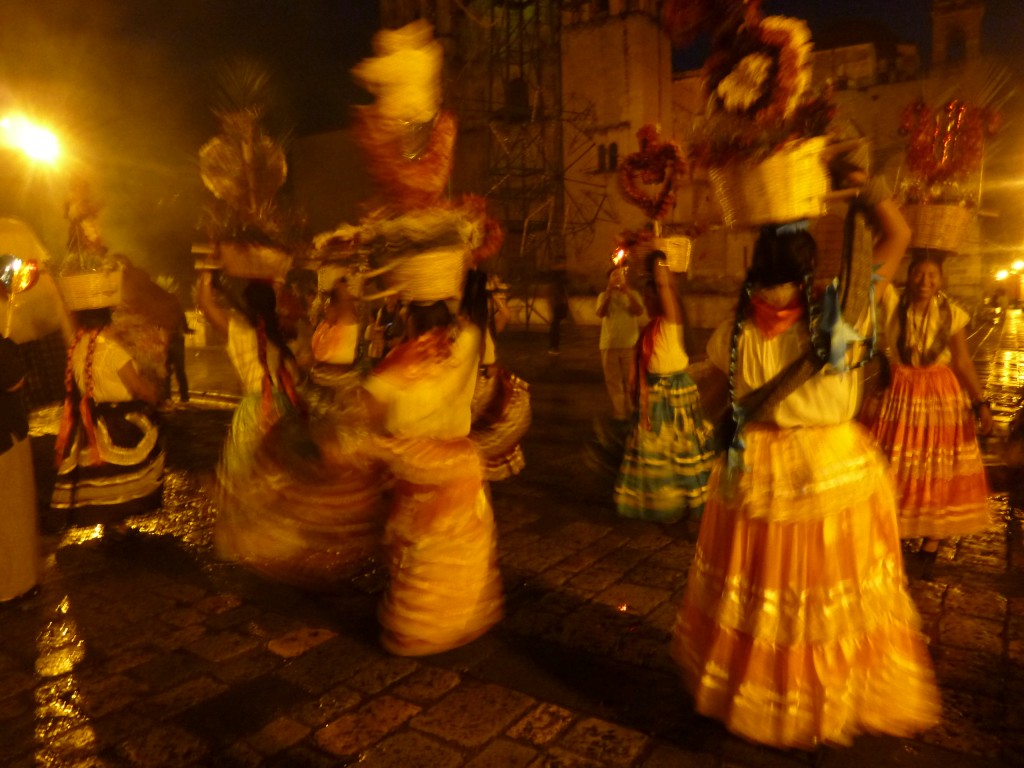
[377,435,504,656]
[861,363,990,538]
[50,401,164,527]
[470,368,531,481]
[672,421,940,749]
[614,370,714,522]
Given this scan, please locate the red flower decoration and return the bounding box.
[899,98,1000,203]
[618,126,687,221]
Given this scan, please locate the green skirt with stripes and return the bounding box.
[614,370,715,523]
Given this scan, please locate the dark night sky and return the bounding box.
[676,0,1024,70]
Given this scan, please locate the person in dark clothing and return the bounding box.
[548,269,569,355]
[166,310,192,402]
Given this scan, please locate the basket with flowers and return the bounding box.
[198,108,296,280]
[59,176,123,310]
[690,3,835,226]
[898,98,1001,252]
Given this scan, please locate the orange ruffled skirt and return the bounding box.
[672,422,940,750]
[861,363,990,538]
[378,436,504,656]
[214,388,386,591]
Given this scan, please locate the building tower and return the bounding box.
[931,0,985,68]
[378,0,674,291]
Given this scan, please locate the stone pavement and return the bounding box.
[2,310,1023,768]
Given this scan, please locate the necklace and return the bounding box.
[907,299,933,363]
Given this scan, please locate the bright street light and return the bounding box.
[1012,260,1024,272]
[995,269,1009,281]
[1,115,60,165]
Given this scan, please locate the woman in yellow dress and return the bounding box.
[672,175,940,749]
[362,299,504,656]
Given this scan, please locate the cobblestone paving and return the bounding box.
[2,312,1023,768]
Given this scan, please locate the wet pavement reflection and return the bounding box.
[2,319,1023,768]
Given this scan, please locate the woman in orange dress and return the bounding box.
[672,176,940,749]
[861,250,993,568]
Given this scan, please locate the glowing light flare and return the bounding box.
[1012,260,1024,271]
[1,115,60,164]
[1,256,40,294]
[611,248,627,266]
[995,270,1009,281]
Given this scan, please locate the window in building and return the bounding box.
[945,29,967,64]
[505,77,531,122]
[608,142,618,170]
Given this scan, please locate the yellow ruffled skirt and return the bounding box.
[215,386,386,590]
[378,436,504,656]
[672,421,940,749]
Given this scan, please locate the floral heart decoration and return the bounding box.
[618,125,687,221]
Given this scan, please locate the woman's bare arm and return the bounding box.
[949,329,993,435]
[196,271,231,337]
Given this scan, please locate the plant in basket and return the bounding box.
[198,107,298,279]
[63,176,112,273]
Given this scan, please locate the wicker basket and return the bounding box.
[903,204,973,253]
[59,269,123,311]
[709,137,829,227]
[218,241,291,280]
[384,245,467,302]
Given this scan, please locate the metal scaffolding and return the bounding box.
[379,0,608,322]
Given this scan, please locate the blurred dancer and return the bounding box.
[363,299,503,655]
[673,175,940,749]
[199,271,383,589]
[464,270,531,481]
[311,277,361,371]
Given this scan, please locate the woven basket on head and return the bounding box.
[384,245,467,303]
[709,136,829,227]
[903,204,973,253]
[59,269,123,311]
[218,241,291,281]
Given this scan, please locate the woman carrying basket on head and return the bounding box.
[50,303,164,536]
[672,171,940,750]
[860,248,993,574]
[614,249,715,523]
